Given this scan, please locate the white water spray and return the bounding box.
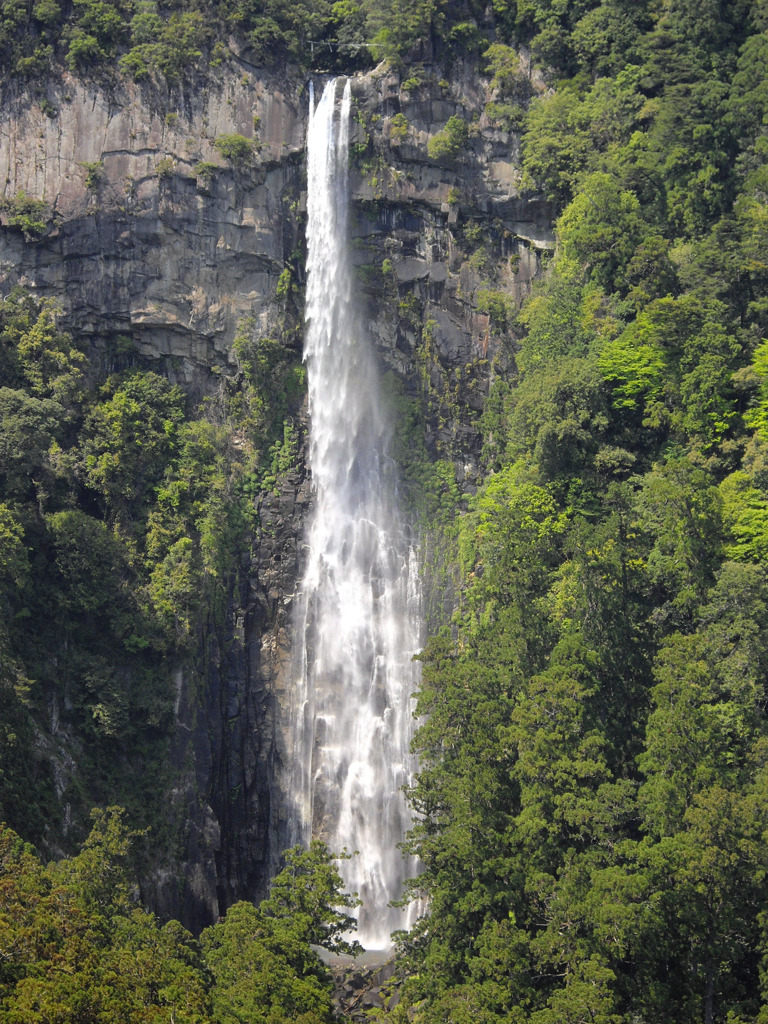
[288,77,421,949]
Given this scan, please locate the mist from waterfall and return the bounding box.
[288,77,421,950]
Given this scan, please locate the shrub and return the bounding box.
[485,101,525,131]
[276,267,292,302]
[213,133,257,165]
[0,191,52,239]
[155,156,175,179]
[476,288,514,332]
[65,30,107,70]
[156,10,205,80]
[15,44,54,76]
[79,161,104,191]
[427,115,469,162]
[194,161,217,189]
[483,42,523,95]
[389,112,409,144]
[120,5,206,82]
[119,46,154,78]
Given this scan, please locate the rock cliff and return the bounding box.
[0,65,305,382]
[0,58,554,929]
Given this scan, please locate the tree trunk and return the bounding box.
[704,959,715,1024]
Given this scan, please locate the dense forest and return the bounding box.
[3,0,768,1021]
[0,282,306,842]
[395,2,768,1023]
[0,808,361,1022]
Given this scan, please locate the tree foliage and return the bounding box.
[0,813,357,1024]
[385,6,768,1024]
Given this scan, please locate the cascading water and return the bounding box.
[288,77,421,950]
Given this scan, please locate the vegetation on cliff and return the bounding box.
[0,0,475,79]
[3,0,746,85]
[0,285,305,847]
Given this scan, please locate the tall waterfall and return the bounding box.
[288,77,421,949]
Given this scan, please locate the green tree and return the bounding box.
[530,955,623,1024]
[427,115,469,161]
[65,0,129,69]
[0,809,212,1023]
[365,0,445,63]
[557,172,647,293]
[402,627,526,1006]
[720,436,768,561]
[522,69,645,204]
[213,133,257,164]
[259,841,362,954]
[461,461,567,631]
[483,41,522,94]
[47,510,123,616]
[504,353,610,485]
[508,638,611,869]
[639,561,768,835]
[79,371,185,515]
[202,842,360,1024]
[203,901,334,1024]
[0,388,63,497]
[571,0,652,76]
[0,505,28,601]
[522,87,592,203]
[633,456,722,618]
[599,295,739,450]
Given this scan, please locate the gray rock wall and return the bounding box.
[0,68,305,386]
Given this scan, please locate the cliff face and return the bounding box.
[0,60,553,930]
[0,67,305,382]
[347,65,555,472]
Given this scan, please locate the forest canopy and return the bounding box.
[0,810,359,1023]
[385,3,768,1024]
[0,0,750,81]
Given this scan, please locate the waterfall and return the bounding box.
[288,77,421,950]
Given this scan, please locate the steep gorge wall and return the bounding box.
[0,65,305,382]
[0,60,553,929]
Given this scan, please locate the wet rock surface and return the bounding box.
[323,950,402,1021]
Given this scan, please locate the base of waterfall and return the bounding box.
[320,948,400,1022]
[316,947,394,968]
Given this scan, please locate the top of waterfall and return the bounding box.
[308,76,351,110]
